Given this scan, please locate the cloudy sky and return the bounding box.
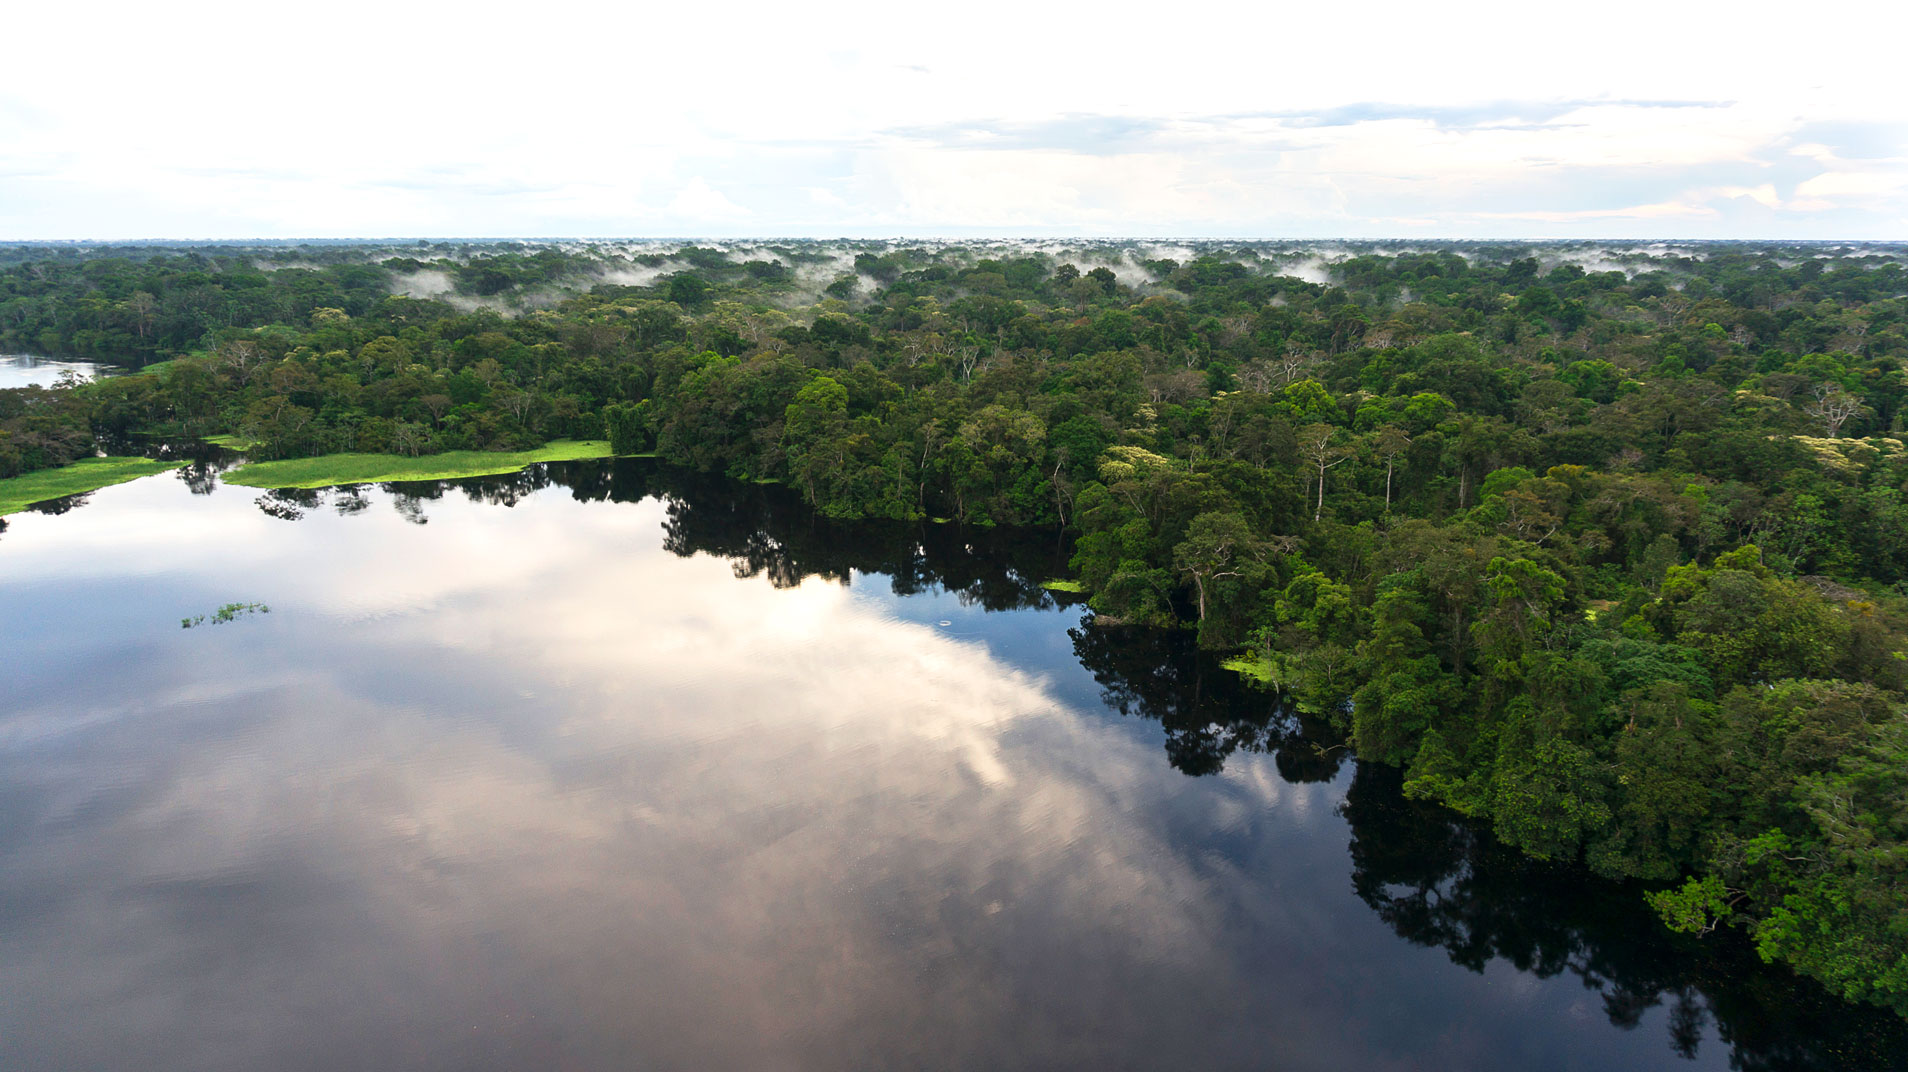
[5,0,1904,240]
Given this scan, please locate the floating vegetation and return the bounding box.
[1220,653,1276,684]
[181,602,271,629]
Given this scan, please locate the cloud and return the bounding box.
[1239,98,1734,131]
[1790,122,1908,161]
[1793,167,1908,202]
[667,179,751,222]
[885,116,1201,156]
[0,1,1903,238]
[0,483,1325,1068]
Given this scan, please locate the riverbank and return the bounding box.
[220,440,616,489]
[0,457,186,515]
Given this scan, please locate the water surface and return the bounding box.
[1,461,1899,1071]
[0,353,110,389]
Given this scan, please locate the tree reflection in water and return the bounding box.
[1067,619,1908,1071]
[1069,620,1344,780]
[138,456,1908,1069]
[1338,763,1908,1071]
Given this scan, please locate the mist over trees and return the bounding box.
[5,236,1908,1017]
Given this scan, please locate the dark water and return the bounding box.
[1,460,1902,1071]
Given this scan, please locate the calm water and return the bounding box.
[1,461,1901,1071]
[0,353,110,388]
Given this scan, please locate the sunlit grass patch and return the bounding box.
[221,440,613,489]
[1221,653,1276,684]
[1041,579,1086,593]
[0,457,186,516]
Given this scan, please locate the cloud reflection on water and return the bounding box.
[0,473,1776,1071]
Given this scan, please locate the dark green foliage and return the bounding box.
[604,400,653,456]
[9,238,1908,1016]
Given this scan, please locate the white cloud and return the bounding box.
[1,0,1904,238]
[666,179,750,222]
[1795,170,1908,200]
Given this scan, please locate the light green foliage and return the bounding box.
[1643,546,1850,688]
[221,440,611,489]
[1220,653,1276,683]
[1479,466,1534,500]
[1096,444,1174,483]
[1738,716,1908,1015]
[181,602,270,629]
[1263,570,1361,710]
[1648,874,1735,935]
[1275,378,1339,423]
[0,456,185,515]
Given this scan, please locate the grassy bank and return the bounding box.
[1220,653,1276,685]
[220,440,615,489]
[0,457,186,515]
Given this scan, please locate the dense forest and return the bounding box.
[4,237,1907,1017]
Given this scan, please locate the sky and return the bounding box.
[4,0,1905,241]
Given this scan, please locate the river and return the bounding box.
[0,353,112,389]
[0,459,1899,1070]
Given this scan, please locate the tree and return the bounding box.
[1279,343,1316,385]
[126,291,157,342]
[219,339,265,387]
[1297,422,1352,522]
[666,273,709,307]
[604,400,652,455]
[1803,383,1863,438]
[1373,424,1411,509]
[1173,510,1260,630]
[1351,575,1459,765]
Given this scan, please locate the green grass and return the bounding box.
[182,602,270,629]
[1041,579,1087,593]
[220,439,614,489]
[1221,653,1277,684]
[203,433,259,450]
[0,456,186,515]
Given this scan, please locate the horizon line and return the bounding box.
[7,235,1908,246]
